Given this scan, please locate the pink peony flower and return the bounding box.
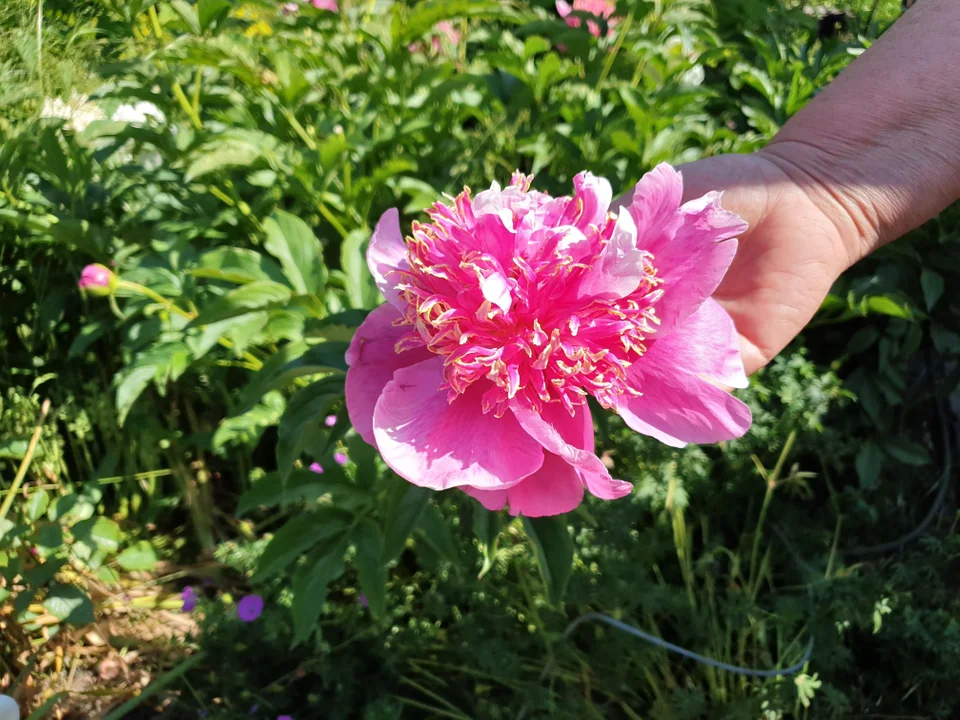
[345,164,751,517]
[310,0,337,10]
[556,0,618,38]
[78,263,116,296]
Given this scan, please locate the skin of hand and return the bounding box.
[633,0,960,376]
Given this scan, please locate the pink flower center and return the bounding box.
[392,174,663,417]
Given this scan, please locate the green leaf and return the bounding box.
[393,0,527,45]
[252,509,351,582]
[473,504,503,579]
[188,281,293,327]
[291,536,347,646]
[116,541,159,571]
[25,489,50,523]
[115,365,155,427]
[522,515,573,606]
[192,247,288,286]
[886,437,932,466]
[72,516,123,554]
[44,583,95,625]
[263,210,327,296]
[921,269,945,310]
[170,0,201,34]
[382,485,431,563]
[198,0,231,30]
[24,558,66,587]
[303,310,370,342]
[866,296,912,320]
[236,466,370,516]
[351,518,386,620]
[240,342,348,409]
[212,392,285,452]
[185,129,278,181]
[416,503,460,566]
[0,437,29,460]
[855,441,883,490]
[341,229,381,309]
[277,377,344,482]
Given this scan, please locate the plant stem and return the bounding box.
[747,430,796,593]
[0,399,50,523]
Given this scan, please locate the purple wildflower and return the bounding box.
[333,451,348,466]
[309,462,324,474]
[182,586,197,613]
[358,594,368,608]
[237,594,265,622]
[324,414,337,427]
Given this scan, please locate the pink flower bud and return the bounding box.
[78,263,116,297]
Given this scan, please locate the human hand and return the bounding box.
[615,150,866,376]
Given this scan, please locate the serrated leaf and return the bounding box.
[351,518,386,620]
[116,541,158,571]
[44,583,95,625]
[291,536,347,646]
[252,510,351,582]
[24,558,65,587]
[522,515,573,606]
[263,210,326,296]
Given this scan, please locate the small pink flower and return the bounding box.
[310,0,337,10]
[309,462,324,474]
[78,263,116,295]
[280,2,299,14]
[345,165,751,517]
[410,20,461,55]
[237,594,264,622]
[324,414,337,427]
[333,452,348,466]
[556,0,619,38]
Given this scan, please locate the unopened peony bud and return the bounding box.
[78,264,116,297]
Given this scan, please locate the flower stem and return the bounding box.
[0,399,50,523]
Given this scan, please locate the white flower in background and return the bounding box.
[0,694,18,720]
[39,92,105,133]
[111,101,166,126]
[681,64,705,86]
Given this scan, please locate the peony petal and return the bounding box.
[462,485,508,511]
[647,298,748,389]
[480,271,513,313]
[618,364,752,447]
[367,208,409,309]
[577,209,644,300]
[345,304,432,446]
[568,172,612,231]
[556,0,573,17]
[505,452,585,517]
[511,402,632,500]
[628,163,684,246]
[633,178,747,336]
[374,359,545,490]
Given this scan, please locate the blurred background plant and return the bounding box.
[4,0,960,718]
